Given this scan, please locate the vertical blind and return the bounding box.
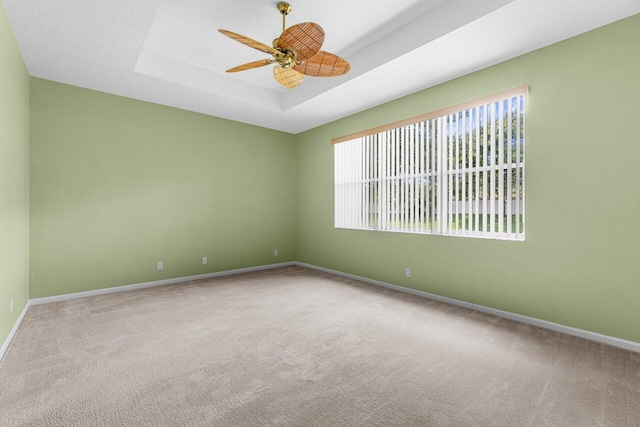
[334,86,527,241]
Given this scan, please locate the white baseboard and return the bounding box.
[29,262,295,305]
[294,262,640,353]
[7,261,639,357]
[0,300,31,363]
[2,262,294,360]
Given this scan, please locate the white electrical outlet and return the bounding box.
[405,268,411,277]
[202,257,208,265]
[274,249,279,256]
[10,298,14,313]
[157,261,164,270]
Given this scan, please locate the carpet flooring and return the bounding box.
[1,266,639,426]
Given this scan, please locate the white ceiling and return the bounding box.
[3,0,639,134]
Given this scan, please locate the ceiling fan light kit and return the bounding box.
[219,2,350,89]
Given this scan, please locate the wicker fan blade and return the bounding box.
[226,59,274,73]
[218,29,279,55]
[277,22,324,61]
[273,66,303,89]
[294,51,350,77]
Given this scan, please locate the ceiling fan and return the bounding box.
[218,2,350,89]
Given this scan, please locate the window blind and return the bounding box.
[334,86,527,241]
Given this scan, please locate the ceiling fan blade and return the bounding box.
[294,51,350,77]
[277,22,324,61]
[218,29,279,56]
[273,66,303,89]
[226,59,274,73]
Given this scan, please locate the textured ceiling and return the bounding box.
[3,0,639,133]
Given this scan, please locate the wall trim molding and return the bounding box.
[4,260,638,359]
[3,262,293,360]
[294,262,640,353]
[0,300,31,363]
[29,262,295,305]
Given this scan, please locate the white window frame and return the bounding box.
[333,86,527,241]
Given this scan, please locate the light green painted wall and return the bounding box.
[295,14,640,343]
[30,78,296,298]
[0,3,30,346]
[7,9,640,346]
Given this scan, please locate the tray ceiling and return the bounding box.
[3,0,639,133]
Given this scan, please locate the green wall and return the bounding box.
[295,14,640,343]
[4,10,639,347]
[30,78,296,298]
[0,3,30,346]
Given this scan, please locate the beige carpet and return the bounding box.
[1,266,639,426]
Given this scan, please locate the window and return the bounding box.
[334,86,527,241]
